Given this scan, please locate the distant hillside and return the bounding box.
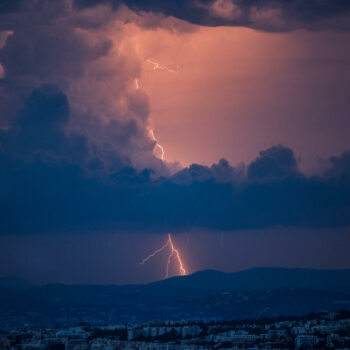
[152,267,350,292]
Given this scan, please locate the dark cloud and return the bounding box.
[324,151,350,178]
[0,0,166,173]
[0,0,350,235]
[74,0,350,31]
[0,0,22,14]
[171,159,243,184]
[0,84,350,235]
[247,145,298,181]
[0,85,87,163]
[2,0,350,32]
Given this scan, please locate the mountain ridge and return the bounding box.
[1,267,350,325]
[150,267,350,292]
[2,267,350,291]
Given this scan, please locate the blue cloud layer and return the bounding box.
[74,0,350,31]
[1,85,350,235]
[1,0,350,235]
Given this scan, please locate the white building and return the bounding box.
[295,335,318,348]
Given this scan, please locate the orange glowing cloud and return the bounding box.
[124,20,350,173]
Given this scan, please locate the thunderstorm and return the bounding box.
[140,233,187,279]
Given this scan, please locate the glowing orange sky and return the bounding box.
[126,24,350,172]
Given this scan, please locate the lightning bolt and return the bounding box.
[139,239,169,265]
[134,58,179,92]
[146,59,179,75]
[137,59,186,279]
[149,128,165,161]
[140,233,187,279]
[167,234,187,277]
[135,59,178,161]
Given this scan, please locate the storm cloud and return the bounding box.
[1,83,350,235]
[0,0,167,175]
[0,0,350,235]
[73,0,350,31]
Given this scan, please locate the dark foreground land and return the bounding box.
[1,268,350,326]
[1,310,350,349]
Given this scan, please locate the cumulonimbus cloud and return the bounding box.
[0,0,170,175]
[0,0,350,235]
[74,0,350,32]
[1,83,350,235]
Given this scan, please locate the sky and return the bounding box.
[0,0,350,284]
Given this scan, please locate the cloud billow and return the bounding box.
[1,83,350,235]
[0,0,350,235]
[75,0,350,31]
[0,0,165,174]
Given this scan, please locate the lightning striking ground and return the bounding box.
[140,233,187,279]
[137,60,185,279]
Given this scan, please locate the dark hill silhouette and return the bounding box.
[1,268,350,325]
[151,267,350,291]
